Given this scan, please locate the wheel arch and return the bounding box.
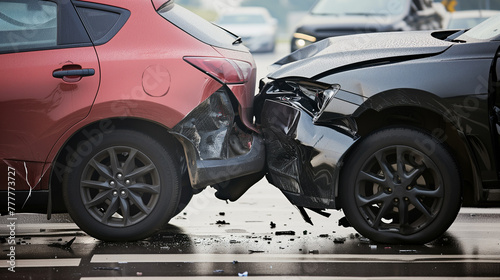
[48,117,190,214]
[339,104,477,207]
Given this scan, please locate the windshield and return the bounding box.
[457,13,500,41]
[448,17,490,29]
[311,0,409,16]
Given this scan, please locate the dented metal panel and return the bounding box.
[261,99,357,209]
[269,31,452,80]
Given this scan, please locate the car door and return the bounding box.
[0,0,100,191]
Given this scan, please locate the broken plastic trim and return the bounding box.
[171,89,265,189]
[261,98,357,209]
[255,79,340,125]
[313,84,340,123]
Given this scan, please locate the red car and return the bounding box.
[0,0,264,241]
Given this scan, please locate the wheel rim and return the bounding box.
[354,145,444,235]
[80,146,161,227]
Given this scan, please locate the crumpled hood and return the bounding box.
[269,31,453,79]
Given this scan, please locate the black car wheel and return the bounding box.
[63,130,180,241]
[340,128,461,244]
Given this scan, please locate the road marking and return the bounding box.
[80,277,500,280]
[91,254,500,264]
[0,223,80,235]
[0,258,81,268]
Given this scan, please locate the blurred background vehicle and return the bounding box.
[215,7,277,53]
[439,0,500,11]
[290,0,444,52]
[445,9,500,29]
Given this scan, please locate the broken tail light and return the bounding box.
[184,57,252,84]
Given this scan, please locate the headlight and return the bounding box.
[293,33,317,49]
[314,84,340,122]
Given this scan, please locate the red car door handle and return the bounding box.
[52,68,95,79]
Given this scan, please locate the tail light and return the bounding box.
[184,57,252,84]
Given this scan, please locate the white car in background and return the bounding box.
[215,7,277,53]
[446,10,500,29]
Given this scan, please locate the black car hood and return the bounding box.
[269,31,453,79]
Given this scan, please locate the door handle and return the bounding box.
[52,68,95,79]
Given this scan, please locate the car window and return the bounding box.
[0,0,57,53]
[75,2,130,45]
[457,14,500,41]
[447,17,489,29]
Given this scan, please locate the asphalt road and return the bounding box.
[1,179,500,279]
[1,43,500,279]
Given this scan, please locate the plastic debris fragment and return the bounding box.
[338,217,351,228]
[275,231,295,236]
[248,250,264,254]
[333,237,346,244]
[48,237,76,250]
[93,267,121,271]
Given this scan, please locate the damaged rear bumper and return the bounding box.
[260,98,357,209]
[170,87,265,200]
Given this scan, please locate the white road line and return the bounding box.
[0,258,81,268]
[80,277,500,280]
[0,223,80,235]
[90,254,500,264]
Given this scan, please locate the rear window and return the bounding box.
[157,2,246,51]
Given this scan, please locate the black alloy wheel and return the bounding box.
[63,129,181,241]
[340,128,461,244]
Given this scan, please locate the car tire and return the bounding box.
[340,127,461,244]
[63,129,181,241]
[174,184,193,216]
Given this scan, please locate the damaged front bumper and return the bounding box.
[257,79,359,209]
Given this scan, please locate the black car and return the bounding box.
[291,0,443,52]
[255,15,500,244]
